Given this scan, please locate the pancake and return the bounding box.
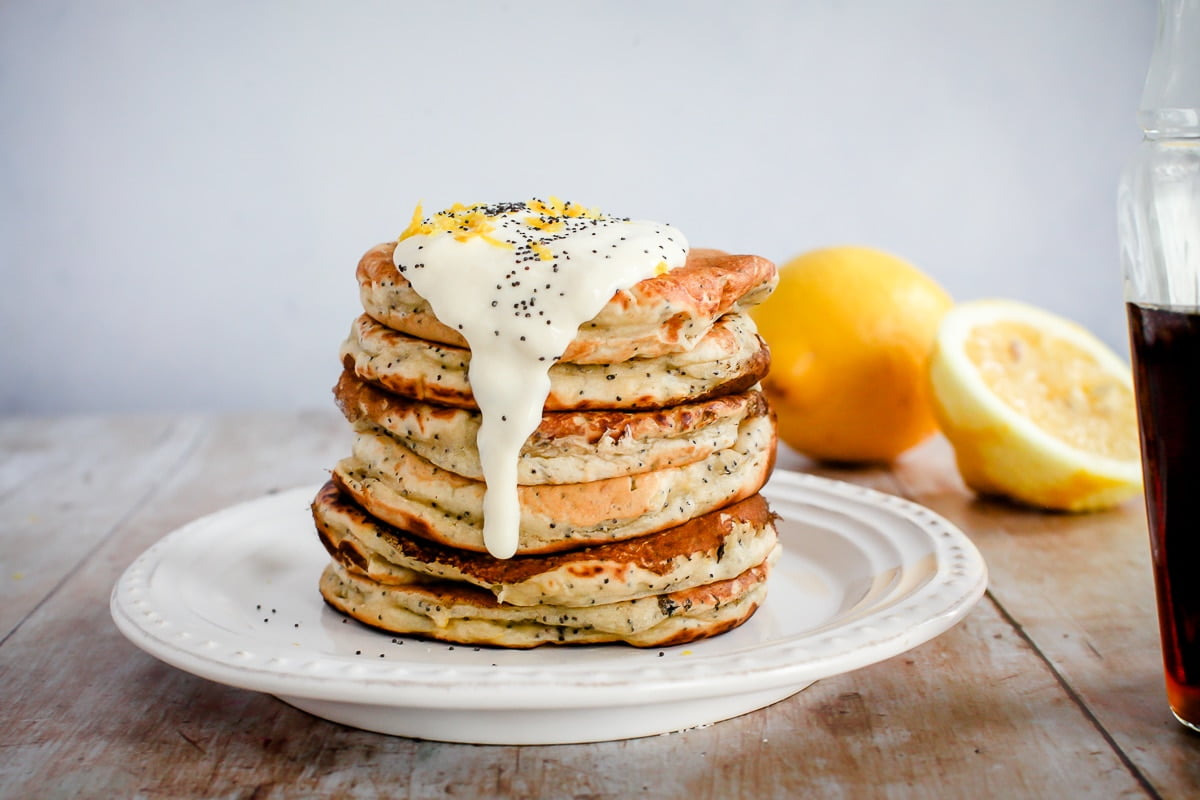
[330,410,777,554]
[333,370,772,485]
[338,311,770,411]
[315,200,781,650]
[318,555,774,648]
[312,481,779,606]
[356,241,778,365]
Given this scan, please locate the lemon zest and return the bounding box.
[525,216,565,232]
[529,196,602,220]
[399,197,608,251]
[398,201,427,241]
[398,201,516,249]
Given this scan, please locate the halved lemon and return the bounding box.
[928,299,1142,512]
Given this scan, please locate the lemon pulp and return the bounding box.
[930,299,1141,512]
[964,321,1140,462]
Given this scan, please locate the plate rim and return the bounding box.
[110,469,987,711]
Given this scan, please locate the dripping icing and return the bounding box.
[393,198,689,558]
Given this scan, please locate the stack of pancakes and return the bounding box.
[313,223,781,648]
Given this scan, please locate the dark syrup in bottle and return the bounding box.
[1126,301,1200,729]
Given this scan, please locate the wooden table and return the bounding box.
[1,411,1197,799]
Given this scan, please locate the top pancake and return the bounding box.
[356,241,778,365]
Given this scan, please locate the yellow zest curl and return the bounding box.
[397,197,611,254]
[528,196,602,221]
[398,201,427,241]
[397,201,514,250]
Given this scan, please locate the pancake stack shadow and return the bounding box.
[312,238,782,648]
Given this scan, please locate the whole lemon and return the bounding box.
[752,246,953,463]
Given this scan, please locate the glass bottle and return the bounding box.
[1117,0,1200,733]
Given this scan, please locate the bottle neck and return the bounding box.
[1140,0,1200,135]
[1140,109,1200,139]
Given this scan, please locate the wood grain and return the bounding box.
[0,415,206,641]
[891,436,1200,799]
[1,415,1197,798]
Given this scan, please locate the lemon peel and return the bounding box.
[752,246,952,463]
[928,299,1141,512]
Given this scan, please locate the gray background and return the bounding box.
[0,1,1157,413]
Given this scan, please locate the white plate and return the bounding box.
[110,470,987,745]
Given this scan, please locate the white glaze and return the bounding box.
[392,199,688,558]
